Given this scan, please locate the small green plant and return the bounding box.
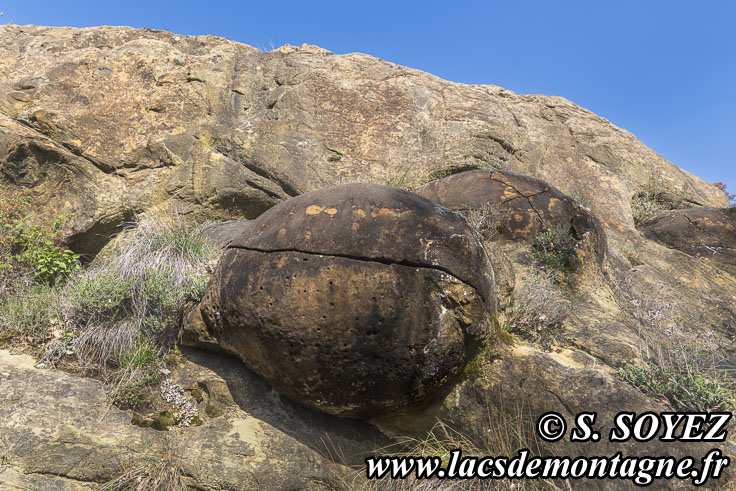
[384,165,414,190]
[0,210,216,390]
[111,374,160,410]
[0,194,79,286]
[0,282,62,342]
[531,224,579,274]
[120,336,160,372]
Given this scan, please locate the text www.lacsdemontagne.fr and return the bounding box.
[365,449,729,486]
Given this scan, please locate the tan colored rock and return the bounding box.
[0,348,359,490]
[639,207,736,275]
[2,24,736,488]
[0,25,727,257]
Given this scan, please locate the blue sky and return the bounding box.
[3,1,734,196]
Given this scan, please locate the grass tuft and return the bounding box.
[100,434,187,491]
[0,210,216,387]
[340,403,560,490]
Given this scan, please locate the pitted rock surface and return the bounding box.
[185,183,496,418]
[639,207,736,276]
[418,169,607,262]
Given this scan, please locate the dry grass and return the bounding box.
[340,401,563,490]
[100,434,188,491]
[62,212,215,383]
[501,268,573,348]
[463,203,499,241]
[614,278,735,411]
[1,210,216,391]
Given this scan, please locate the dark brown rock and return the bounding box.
[186,183,496,418]
[201,219,252,248]
[640,207,736,275]
[417,169,608,263]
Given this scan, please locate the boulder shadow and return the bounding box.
[181,346,394,467]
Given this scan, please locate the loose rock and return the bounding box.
[185,183,497,418]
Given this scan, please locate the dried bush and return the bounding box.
[614,279,735,412]
[502,268,573,348]
[463,202,499,241]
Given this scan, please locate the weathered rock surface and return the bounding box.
[0,348,384,490]
[418,169,607,262]
[201,219,252,248]
[185,183,496,418]
[0,25,727,258]
[2,24,736,489]
[639,207,736,275]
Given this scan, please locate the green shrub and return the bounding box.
[531,224,578,274]
[0,193,79,285]
[65,212,215,379]
[120,336,160,372]
[619,361,733,412]
[0,210,215,386]
[65,273,135,324]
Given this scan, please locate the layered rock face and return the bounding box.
[185,183,496,418]
[0,25,727,259]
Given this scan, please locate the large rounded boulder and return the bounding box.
[418,169,608,263]
[185,183,496,418]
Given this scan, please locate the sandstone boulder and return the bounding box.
[184,183,496,418]
[418,169,607,263]
[639,208,736,276]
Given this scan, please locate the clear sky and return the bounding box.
[3,0,734,196]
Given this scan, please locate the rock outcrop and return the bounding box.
[639,207,736,275]
[185,183,496,418]
[0,348,368,490]
[2,24,736,489]
[0,25,727,259]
